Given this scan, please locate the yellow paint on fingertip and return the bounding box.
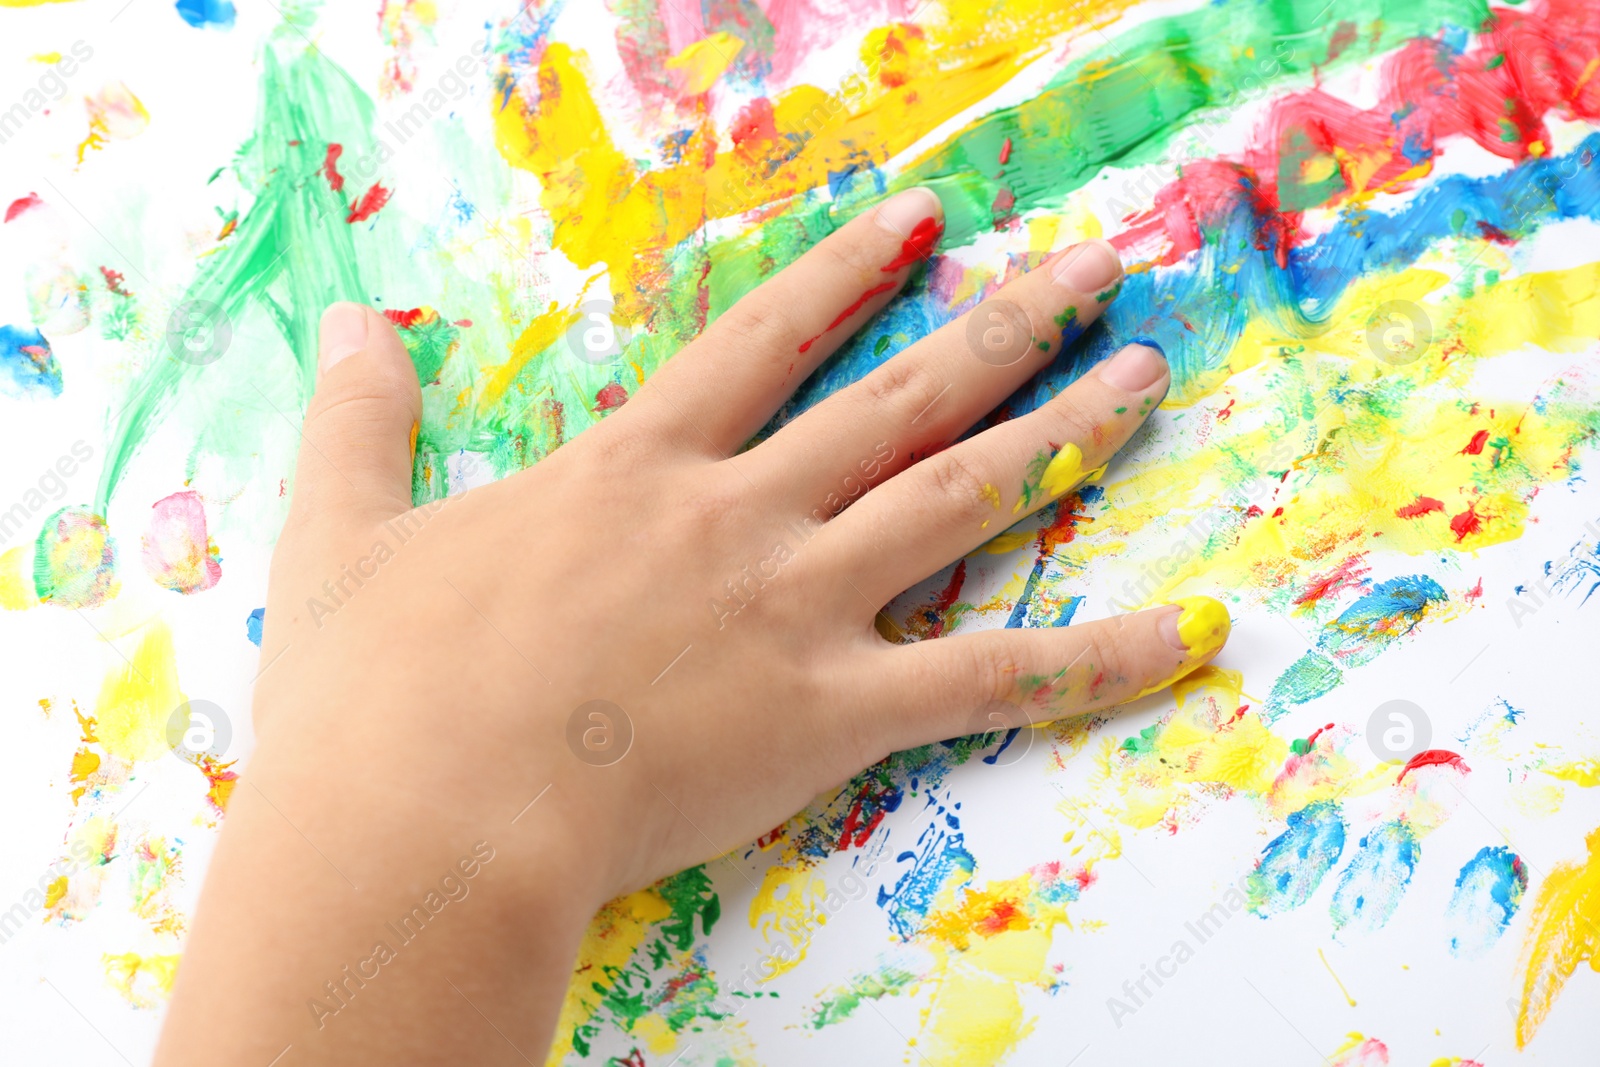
[1170,596,1230,659]
[979,483,1001,509]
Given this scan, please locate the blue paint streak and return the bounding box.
[246,607,264,647]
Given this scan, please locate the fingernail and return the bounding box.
[1099,342,1168,393]
[1158,596,1231,656]
[319,302,369,375]
[874,186,943,238]
[1051,238,1122,294]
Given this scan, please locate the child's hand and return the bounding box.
[157,188,1227,1065]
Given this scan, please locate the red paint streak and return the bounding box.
[1304,722,1336,750]
[1461,429,1490,455]
[594,382,629,412]
[881,215,944,272]
[1217,398,1236,421]
[1271,506,1284,518]
[1396,495,1445,519]
[1109,0,1600,267]
[921,559,968,640]
[99,266,130,297]
[992,187,1016,228]
[1450,502,1484,541]
[382,307,433,329]
[452,319,473,327]
[1292,553,1370,607]
[797,280,898,353]
[322,143,346,192]
[4,193,43,223]
[756,825,785,849]
[999,137,1013,165]
[836,780,898,851]
[346,182,391,223]
[1397,748,1469,782]
[1466,577,1484,603]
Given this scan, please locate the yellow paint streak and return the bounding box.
[1541,759,1600,788]
[748,863,827,978]
[664,32,745,95]
[492,0,1144,332]
[1516,827,1600,1048]
[1318,947,1358,1006]
[94,622,185,763]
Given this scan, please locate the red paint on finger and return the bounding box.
[881,216,944,272]
[797,280,898,353]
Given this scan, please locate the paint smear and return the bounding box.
[142,490,221,594]
[1329,821,1420,938]
[0,324,62,399]
[174,0,235,29]
[1447,846,1528,960]
[93,621,185,763]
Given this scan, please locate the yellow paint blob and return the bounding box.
[102,952,180,1009]
[1171,596,1230,659]
[1039,443,1085,498]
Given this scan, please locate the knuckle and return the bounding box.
[920,448,992,520]
[812,230,884,280]
[857,356,944,421]
[711,296,800,355]
[1044,390,1102,442]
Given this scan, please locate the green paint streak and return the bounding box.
[899,0,1490,245]
[810,967,918,1028]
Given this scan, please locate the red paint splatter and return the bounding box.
[99,266,130,297]
[1217,398,1236,421]
[1461,429,1490,455]
[4,193,43,223]
[999,137,1013,165]
[730,97,778,153]
[1304,722,1336,750]
[1396,495,1446,519]
[1245,504,1264,519]
[1450,502,1484,541]
[756,825,785,849]
[1397,748,1469,782]
[322,143,345,192]
[382,307,434,329]
[595,382,629,413]
[1465,577,1484,603]
[346,182,391,224]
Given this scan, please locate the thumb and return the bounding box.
[289,302,422,528]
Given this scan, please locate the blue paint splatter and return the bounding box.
[1247,801,1346,917]
[246,607,264,646]
[877,808,974,940]
[174,0,236,29]
[1446,846,1528,960]
[1329,820,1420,938]
[0,325,62,400]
